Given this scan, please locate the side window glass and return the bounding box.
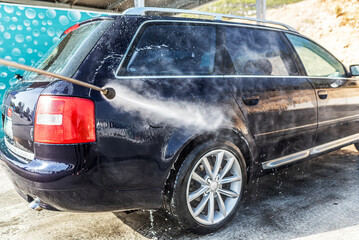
[225,27,298,76]
[122,25,216,76]
[286,34,346,77]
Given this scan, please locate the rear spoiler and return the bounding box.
[60,17,115,38]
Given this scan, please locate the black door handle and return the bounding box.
[242,94,259,106]
[317,90,328,99]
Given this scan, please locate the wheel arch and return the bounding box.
[162,127,256,207]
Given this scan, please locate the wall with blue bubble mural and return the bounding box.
[0,3,106,136]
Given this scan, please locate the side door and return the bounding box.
[286,33,359,147]
[223,26,318,162]
[98,22,222,190]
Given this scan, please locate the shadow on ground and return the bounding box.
[114,148,359,239]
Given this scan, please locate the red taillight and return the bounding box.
[34,96,96,144]
[64,23,80,35]
[7,108,12,117]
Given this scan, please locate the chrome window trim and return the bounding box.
[115,73,354,81]
[262,132,359,169]
[5,137,34,162]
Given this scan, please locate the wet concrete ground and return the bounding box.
[0,146,358,239]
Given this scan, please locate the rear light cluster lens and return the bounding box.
[34,96,96,144]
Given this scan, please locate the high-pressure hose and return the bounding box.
[0,59,116,100]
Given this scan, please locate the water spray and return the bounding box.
[0,59,116,99]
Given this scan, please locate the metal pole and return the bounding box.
[256,0,266,20]
[134,0,145,8]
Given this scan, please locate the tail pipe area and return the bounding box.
[29,198,43,211]
[0,58,116,100]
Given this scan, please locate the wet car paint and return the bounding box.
[0,15,357,213]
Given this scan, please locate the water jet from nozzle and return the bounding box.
[0,58,116,100]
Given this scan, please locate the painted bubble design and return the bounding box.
[59,15,69,25]
[18,57,25,64]
[23,20,30,26]
[4,5,14,14]
[0,2,107,121]
[15,34,24,43]
[46,9,56,18]
[4,32,11,39]
[25,8,36,19]
[68,11,81,22]
[87,12,101,17]
[12,48,21,56]
[47,28,55,37]
[33,29,40,37]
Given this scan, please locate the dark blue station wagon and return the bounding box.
[2,7,359,234]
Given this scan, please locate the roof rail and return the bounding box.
[122,7,297,32]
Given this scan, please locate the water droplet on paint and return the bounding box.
[0,83,6,89]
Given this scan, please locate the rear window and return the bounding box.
[118,24,217,76]
[26,20,113,81]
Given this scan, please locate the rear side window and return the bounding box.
[286,34,346,78]
[225,27,298,76]
[120,24,216,76]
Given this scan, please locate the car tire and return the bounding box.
[169,140,247,234]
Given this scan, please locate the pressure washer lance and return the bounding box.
[0,58,116,100]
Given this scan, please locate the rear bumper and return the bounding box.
[0,142,163,212]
